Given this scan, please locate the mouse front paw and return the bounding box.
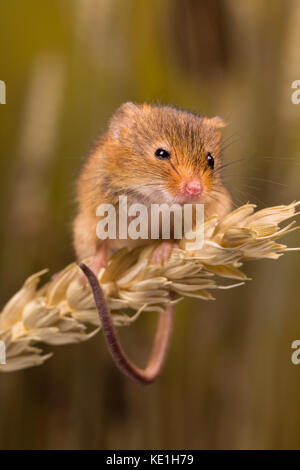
[79,244,108,285]
[151,241,178,265]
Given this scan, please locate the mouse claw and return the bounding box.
[79,246,108,285]
[151,241,178,265]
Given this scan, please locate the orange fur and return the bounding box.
[74,102,232,260]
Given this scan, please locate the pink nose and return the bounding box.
[183,180,202,197]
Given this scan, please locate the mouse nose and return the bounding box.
[183,180,202,197]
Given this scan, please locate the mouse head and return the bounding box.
[104,102,229,210]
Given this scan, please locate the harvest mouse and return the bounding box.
[73,102,232,275]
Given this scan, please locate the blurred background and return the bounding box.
[0,0,300,450]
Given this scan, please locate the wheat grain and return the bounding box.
[0,202,299,372]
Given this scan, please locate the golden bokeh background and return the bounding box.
[1,0,300,449]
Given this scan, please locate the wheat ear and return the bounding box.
[0,202,299,372]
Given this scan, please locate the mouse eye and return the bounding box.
[155,148,170,160]
[206,152,214,170]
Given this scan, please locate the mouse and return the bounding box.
[73,102,232,275]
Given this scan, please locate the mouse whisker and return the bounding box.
[220,173,288,188]
[230,187,267,207]
[205,192,238,210]
[221,130,241,146]
[220,138,240,153]
[214,158,246,176]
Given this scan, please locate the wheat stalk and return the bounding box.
[0,202,299,372]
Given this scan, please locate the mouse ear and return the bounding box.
[108,102,141,139]
[209,116,227,129]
